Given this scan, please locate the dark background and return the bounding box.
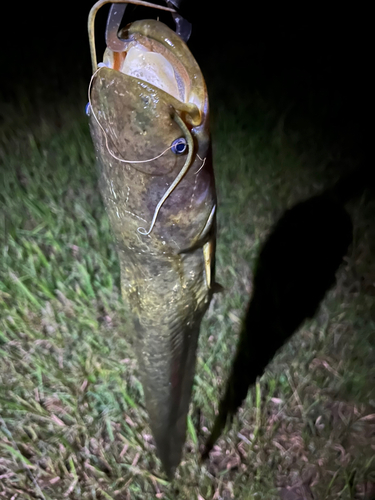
[2,1,370,166]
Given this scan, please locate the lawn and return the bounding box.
[0,53,374,499]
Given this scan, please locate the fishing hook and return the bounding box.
[106,1,192,53]
[89,0,192,73]
[88,0,176,72]
[165,0,192,42]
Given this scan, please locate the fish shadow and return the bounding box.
[202,163,373,458]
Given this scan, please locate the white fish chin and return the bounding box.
[100,22,205,124]
[120,47,182,102]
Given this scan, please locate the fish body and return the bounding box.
[88,19,216,477]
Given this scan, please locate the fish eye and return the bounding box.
[171,137,187,155]
[85,103,91,116]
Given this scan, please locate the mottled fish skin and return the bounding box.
[88,20,216,478]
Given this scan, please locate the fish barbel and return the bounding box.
[87,1,217,478]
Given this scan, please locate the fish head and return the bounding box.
[89,19,216,249]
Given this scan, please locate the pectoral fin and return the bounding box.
[203,239,213,289]
[179,204,216,254]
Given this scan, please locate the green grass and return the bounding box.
[0,76,374,500]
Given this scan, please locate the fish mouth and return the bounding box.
[101,19,207,126]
